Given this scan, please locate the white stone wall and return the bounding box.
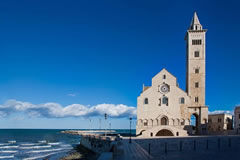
[186,30,206,107]
[136,69,192,136]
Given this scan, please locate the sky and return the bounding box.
[0,0,240,129]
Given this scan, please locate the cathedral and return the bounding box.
[136,12,208,137]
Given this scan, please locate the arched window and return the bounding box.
[161,117,168,125]
[163,75,166,79]
[144,98,148,104]
[195,82,199,88]
[181,119,185,125]
[162,96,168,106]
[143,120,148,126]
[194,51,200,57]
[195,97,199,103]
[180,97,185,104]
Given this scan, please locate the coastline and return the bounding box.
[61,144,99,160]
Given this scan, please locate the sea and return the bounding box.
[0,129,134,160]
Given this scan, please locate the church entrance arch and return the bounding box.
[156,129,174,136]
[190,113,199,135]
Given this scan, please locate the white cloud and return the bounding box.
[12,116,25,121]
[208,110,233,115]
[0,111,7,118]
[67,94,76,97]
[0,99,136,119]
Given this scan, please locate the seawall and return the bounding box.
[80,134,115,154]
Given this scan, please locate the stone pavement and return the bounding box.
[116,138,153,160]
[118,136,240,160]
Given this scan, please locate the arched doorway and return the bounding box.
[156,129,174,136]
[190,114,199,135]
[161,117,168,125]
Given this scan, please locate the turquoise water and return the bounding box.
[0,129,135,160]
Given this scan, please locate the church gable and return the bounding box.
[152,68,177,88]
[138,68,189,109]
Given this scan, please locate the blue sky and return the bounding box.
[0,0,240,129]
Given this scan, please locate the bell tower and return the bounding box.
[185,12,207,107]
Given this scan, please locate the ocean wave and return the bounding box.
[19,145,52,149]
[38,140,47,143]
[26,147,72,154]
[0,146,19,149]
[20,143,37,146]
[0,143,9,146]
[0,150,18,153]
[60,144,71,147]
[23,151,60,160]
[8,141,16,144]
[48,142,61,145]
[0,155,14,159]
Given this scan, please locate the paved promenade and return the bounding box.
[121,139,153,160]
[119,135,240,160]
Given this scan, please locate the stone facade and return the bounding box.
[136,12,208,137]
[208,114,233,134]
[234,106,240,134]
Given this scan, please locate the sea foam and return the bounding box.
[8,140,16,144]
[0,150,18,153]
[48,142,61,145]
[0,145,19,149]
[0,155,14,159]
[0,143,9,146]
[19,145,52,149]
[20,143,37,146]
[38,140,47,143]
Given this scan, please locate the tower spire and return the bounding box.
[189,12,202,30]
